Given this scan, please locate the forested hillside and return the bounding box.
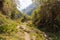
[32,0,60,40]
[0,0,60,40]
[32,0,60,32]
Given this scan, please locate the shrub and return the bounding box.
[0,23,18,33]
[0,14,18,33]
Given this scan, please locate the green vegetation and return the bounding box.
[32,0,60,32]
[0,14,18,33]
[31,0,60,40]
[0,0,20,34]
[0,0,60,40]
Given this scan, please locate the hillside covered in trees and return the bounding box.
[0,0,60,40]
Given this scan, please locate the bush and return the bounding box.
[0,23,18,33]
[0,14,18,33]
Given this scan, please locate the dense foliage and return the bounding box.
[32,0,60,32]
[0,0,20,33]
[0,0,22,19]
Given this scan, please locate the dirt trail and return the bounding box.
[24,32,30,40]
[17,23,48,40]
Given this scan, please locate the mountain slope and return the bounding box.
[22,3,37,15]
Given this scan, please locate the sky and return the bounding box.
[16,0,32,10]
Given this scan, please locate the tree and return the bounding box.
[0,0,21,19]
[32,0,60,32]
